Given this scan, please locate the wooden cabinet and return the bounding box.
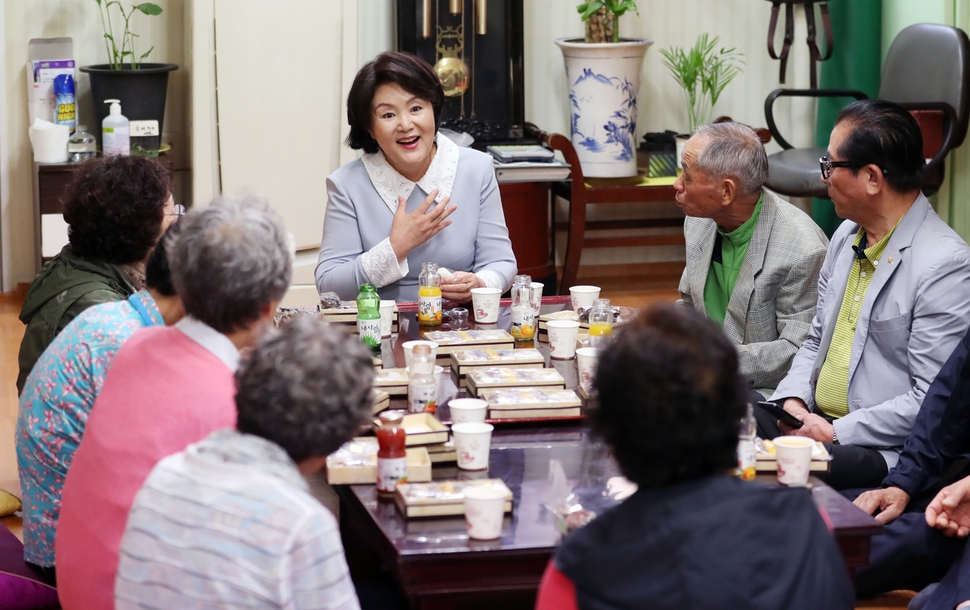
[498,181,556,291]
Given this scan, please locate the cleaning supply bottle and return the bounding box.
[53,74,76,134]
[102,99,129,156]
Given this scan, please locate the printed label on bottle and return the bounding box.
[418,295,442,325]
[737,439,756,480]
[358,318,381,348]
[377,456,408,493]
[510,305,536,340]
[408,382,437,413]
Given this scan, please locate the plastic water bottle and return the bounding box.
[67,126,97,162]
[510,274,535,341]
[418,262,442,326]
[407,345,437,413]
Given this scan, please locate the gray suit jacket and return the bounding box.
[680,189,828,395]
[314,147,517,302]
[772,194,970,468]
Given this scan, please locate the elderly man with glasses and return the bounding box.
[757,99,970,491]
[675,122,828,398]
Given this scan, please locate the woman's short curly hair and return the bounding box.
[234,317,376,463]
[592,303,747,489]
[63,156,172,264]
[345,51,444,154]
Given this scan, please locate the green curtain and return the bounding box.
[811,0,883,236]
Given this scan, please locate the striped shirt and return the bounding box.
[815,225,898,418]
[115,429,360,610]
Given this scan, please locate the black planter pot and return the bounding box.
[79,63,178,149]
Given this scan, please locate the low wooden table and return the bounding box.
[338,300,882,609]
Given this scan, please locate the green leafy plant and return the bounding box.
[576,0,638,43]
[95,0,163,70]
[660,34,744,133]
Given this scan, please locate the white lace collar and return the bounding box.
[361,132,459,214]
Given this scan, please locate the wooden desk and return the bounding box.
[340,301,882,609]
[525,124,684,294]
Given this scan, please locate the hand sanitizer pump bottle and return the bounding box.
[102,99,130,156]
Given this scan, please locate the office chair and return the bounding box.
[763,23,970,198]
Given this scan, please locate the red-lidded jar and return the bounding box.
[376,411,407,495]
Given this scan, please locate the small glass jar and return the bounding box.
[510,274,535,341]
[587,299,613,347]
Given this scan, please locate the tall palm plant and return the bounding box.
[660,34,744,133]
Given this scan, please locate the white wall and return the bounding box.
[1,0,188,290]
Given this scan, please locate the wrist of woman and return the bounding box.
[388,235,409,263]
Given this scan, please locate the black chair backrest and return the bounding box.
[881,23,970,149]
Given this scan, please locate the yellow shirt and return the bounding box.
[815,224,899,418]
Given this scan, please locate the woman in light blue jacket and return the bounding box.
[315,51,516,303]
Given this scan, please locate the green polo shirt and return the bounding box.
[815,224,899,418]
[703,194,763,326]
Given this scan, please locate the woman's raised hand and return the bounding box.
[389,189,456,261]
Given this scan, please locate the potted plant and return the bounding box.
[556,1,652,178]
[659,34,744,166]
[80,1,178,148]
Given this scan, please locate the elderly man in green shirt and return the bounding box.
[676,122,828,398]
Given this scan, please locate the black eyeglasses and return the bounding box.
[819,155,888,180]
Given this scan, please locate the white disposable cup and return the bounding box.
[576,347,600,390]
[379,300,395,338]
[29,123,70,163]
[530,282,544,317]
[547,320,580,360]
[402,340,438,369]
[452,422,494,470]
[569,285,601,311]
[471,288,501,323]
[464,485,507,540]
[774,436,815,486]
[449,398,488,424]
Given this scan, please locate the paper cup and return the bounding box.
[530,282,544,317]
[576,347,599,390]
[547,320,580,360]
[464,485,507,540]
[774,436,815,486]
[452,422,493,470]
[471,288,501,323]
[379,300,395,338]
[569,285,601,311]
[29,123,70,163]
[402,340,438,369]
[449,398,488,424]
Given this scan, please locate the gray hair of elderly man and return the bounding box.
[170,196,292,334]
[235,316,376,462]
[693,122,769,198]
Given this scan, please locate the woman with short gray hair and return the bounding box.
[115,317,375,609]
[170,196,292,333]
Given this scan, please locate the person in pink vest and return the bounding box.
[54,196,293,610]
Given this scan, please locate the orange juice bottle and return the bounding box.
[588,299,613,347]
[418,262,442,326]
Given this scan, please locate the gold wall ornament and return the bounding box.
[449,0,462,15]
[434,24,469,97]
[474,0,486,35]
[422,0,432,39]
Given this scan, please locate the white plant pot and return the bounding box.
[675,135,690,170]
[556,37,653,178]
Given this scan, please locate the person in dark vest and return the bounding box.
[535,303,854,610]
[17,155,179,393]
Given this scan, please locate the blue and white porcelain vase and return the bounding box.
[556,38,653,178]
